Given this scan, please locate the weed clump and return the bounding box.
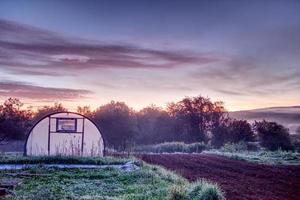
[169,185,188,200]
[188,180,224,200]
[168,179,224,200]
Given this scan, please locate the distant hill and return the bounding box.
[230,106,300,134]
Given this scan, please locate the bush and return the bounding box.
[187,143,209,153]
[246,142,260,151]
[135,142,209,153]
[221,142,248,152]
[187,180,224,200]
[157,142,186,153]
[290,133,300,152]
[293,140,300,152]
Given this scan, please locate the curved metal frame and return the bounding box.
[24,111,107,156]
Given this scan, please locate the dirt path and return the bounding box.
[138,154,300,200]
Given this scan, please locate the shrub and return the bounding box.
[291,133,300,152]
[187,180,224,200]
[187,143,209,153]
[221,142,248,152]
[135,142,208,153]
[293,140,300,152]
[168,179,224,200]
[158,142,186,153]
[246,142,260,151]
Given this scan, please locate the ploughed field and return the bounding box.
[138,153,300,200]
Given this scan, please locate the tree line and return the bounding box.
[0,96,297,151]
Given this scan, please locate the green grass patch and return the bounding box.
[0,155,130,165]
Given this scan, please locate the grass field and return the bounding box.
[2,166,180,199]
[0,156,223,200]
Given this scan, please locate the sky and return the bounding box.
[0,0,299,111]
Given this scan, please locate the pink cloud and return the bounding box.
[0,81,93,101]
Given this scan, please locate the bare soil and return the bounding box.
[138,153,300,200]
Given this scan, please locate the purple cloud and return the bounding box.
[0,19,223,76]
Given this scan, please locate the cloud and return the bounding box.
[191,24,300,98]
[0,81,93,101]
[215,89,245,96]
[0,19,223,76]
[188,23,300,98]
[190,55,300,97]
[239,25,300,58]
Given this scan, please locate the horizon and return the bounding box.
[1,0,300,111]
[2,96,300,113]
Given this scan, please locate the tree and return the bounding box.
[167,96,227,143]
[253,120,293,151]
[0,98,32,141]
[136,105,162,144]
[33,103,67,122]
[77,106,94,118]
[228,119,255,143]
[136,105,175,144]
[154,111,177,143]
[211,119,255,148]
[94,101,137,150]
[211,121,230,148]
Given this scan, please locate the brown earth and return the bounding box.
[137,154,300,200]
